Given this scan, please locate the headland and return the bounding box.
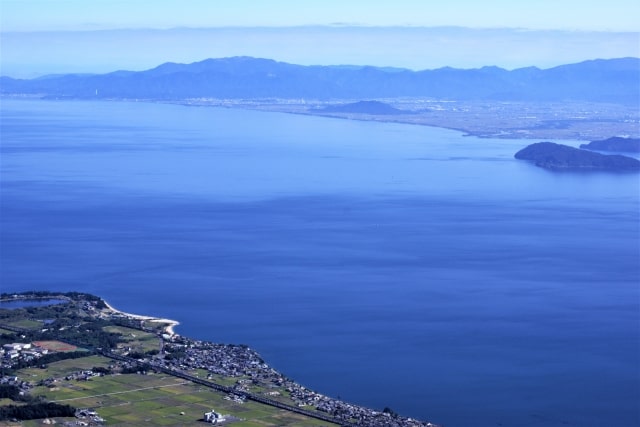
[100,299,180,336]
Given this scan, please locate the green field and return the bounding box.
[1,295,339,426]
[3,319,42,330]
[102,325,160,354]
[9,356,336,426]
[17,355,112,383]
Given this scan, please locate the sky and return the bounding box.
[3,0,640,32]
[1,0,639,77]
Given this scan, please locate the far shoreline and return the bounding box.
[162,97,640,142]
[2,95,637,142]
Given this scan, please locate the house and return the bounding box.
[203,409,226,424]
[5,351,19,359]
[3,343,24,351]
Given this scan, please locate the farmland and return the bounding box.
[1,292,433,427]
[14,358,332,426]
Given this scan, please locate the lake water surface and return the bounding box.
[1,99,638,426]
[0,298,68,309]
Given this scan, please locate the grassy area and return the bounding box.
[0,398,22,407]
[16,355,113,383]
[102,325,160,354]
[205,372,249,387]
[140,319,173,334]
[4,319,42,330]
[0,294,339,426]
[8,357,337,426]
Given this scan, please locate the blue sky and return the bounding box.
[1,0,639,77]
[3,0,640,31]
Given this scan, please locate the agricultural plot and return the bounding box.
[1,295,340,426]
[13,358,335,426]
[17,355,112,383]
[33,340,78,352]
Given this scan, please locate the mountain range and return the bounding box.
[1,56,638,104]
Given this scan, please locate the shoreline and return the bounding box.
[1,291,440,425]
[101,299,179,336]
[163,98,639,142]
[3,95,637,142]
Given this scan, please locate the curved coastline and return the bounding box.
[102,299,179,336]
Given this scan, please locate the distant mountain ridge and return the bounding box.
[1,56,638,104]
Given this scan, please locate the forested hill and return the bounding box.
[1,56,638,104]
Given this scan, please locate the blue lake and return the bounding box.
[1,99,639,426]
[0,299,67,309]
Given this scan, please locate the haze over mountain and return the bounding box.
[3,26,638,78]
[2,56,638,104]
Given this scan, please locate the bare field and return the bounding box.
[33,340,78,352]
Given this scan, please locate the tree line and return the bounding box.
[0,385,75,421]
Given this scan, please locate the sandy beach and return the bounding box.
[102,300,179,336]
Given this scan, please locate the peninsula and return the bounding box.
[579,136,640,153]
[0,292,437,427]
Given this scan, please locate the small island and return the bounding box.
[579,136,640,153]
[514,141,640,171]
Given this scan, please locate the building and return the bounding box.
[203,409,226,424]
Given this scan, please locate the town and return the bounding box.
[1,292,438,426]
[170,97,639,142]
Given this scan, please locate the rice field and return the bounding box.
[12,356,336,426]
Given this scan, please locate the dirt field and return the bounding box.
[33,340,78,352]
